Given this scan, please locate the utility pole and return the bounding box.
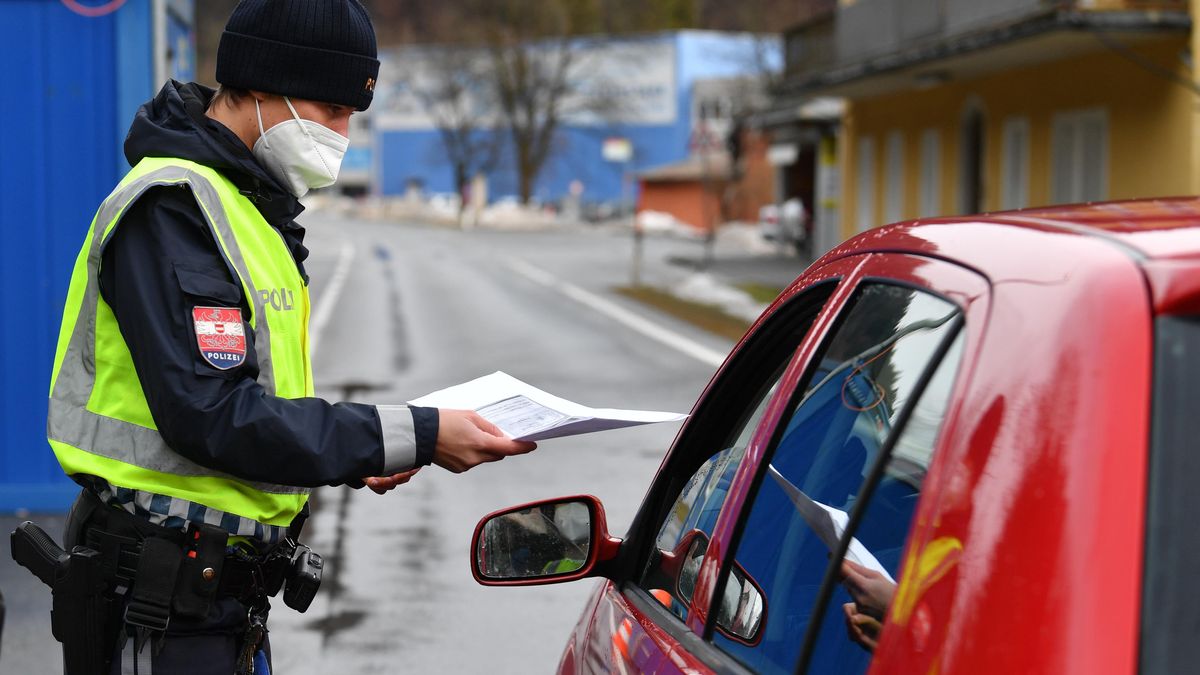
[694,116,717,270]
[603,137,639,286]
[627,162,644,286]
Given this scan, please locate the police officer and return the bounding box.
[43,1,535,673]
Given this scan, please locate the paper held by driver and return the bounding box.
[767,465,896,584]
[409,371,689,443]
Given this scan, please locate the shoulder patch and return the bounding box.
[192,306,247,370]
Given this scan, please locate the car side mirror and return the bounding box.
[471,495,622,586]
[673,530,766,645]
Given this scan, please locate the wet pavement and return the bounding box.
[0,216,809,673]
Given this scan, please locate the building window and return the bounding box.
[1052,108,1108,204]
[918,128,940,217]
[856,136,876,232]
[1001,116,1030,210]
[884,130,904,224]
[695,97,732,123]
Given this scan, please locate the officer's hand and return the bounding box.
[365,468,421,494]
[433,409,537,473]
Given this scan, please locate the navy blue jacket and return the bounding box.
[97,81,436,488]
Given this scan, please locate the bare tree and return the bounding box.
[466,0,633,205]
[476,1,576,205]
[398,46,500,223]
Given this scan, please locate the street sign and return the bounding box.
[603,137,633,163]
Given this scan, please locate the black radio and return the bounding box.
[283,544,322,613]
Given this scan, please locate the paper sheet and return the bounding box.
[409,371,688,442]
[767,465,896,584]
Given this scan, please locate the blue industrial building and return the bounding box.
[372,31,778,205]
[0,0,195,512]
[0,15,766,513]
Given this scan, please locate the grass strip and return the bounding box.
[614,285,751,341]
[736,282,785,304]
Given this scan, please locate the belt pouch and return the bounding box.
[173,523,227,619]
[125,538,181,633]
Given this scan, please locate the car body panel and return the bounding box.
[543,200,1198,674]
[562,581,715,675]
[870,233,1152,674]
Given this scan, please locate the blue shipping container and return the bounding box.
[0,0,191,512]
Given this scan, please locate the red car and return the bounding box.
[471,199,1200,674]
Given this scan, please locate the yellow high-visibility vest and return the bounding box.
[48,157,314,541]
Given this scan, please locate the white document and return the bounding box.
[767,465,896,584]
[409,371,688,442]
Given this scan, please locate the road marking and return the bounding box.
[309,240,356,356]
[504,257,727,368]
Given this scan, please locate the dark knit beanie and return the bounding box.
[216,0,380,111]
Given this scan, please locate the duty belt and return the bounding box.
[72,489,292,622]
[83,527,288,604]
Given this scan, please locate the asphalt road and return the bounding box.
[0,213,805,673]
[268,216,732,674]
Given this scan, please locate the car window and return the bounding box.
[1142,315,1200,672]
[709,283,962,674]
[638,375,781,622]
[805,333,963,672]
[632,282,837,626]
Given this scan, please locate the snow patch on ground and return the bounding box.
[716,222,798,256]
[476,201,561,230]
[636,210,702,238]
[671,272,769,323]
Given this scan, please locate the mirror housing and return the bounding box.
[471,495,622,586]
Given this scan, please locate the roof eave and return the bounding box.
[778,9,1191,99]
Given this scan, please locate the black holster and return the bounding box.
[10,521,109,675]
[13,489,317,674]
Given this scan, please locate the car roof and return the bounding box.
[819,197,1200,314]
[986,197,1200,261]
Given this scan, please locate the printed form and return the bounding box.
[767,464,896,583]
[409,371,688,442]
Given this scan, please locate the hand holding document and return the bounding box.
[767,465,896,584]
[409,372,688,442]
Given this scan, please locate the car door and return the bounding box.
[678,252,989,674]
[570,268,848,674]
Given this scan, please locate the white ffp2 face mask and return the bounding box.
[252,97,349,198]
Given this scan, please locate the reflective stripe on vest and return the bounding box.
[48,158,313,538]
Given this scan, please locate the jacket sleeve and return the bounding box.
[98,185,438,487]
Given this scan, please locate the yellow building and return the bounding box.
[770,0,1194,243]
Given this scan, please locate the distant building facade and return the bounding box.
[771,0,1192,244]
[362,31,779,208]
[637,100,777,233]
